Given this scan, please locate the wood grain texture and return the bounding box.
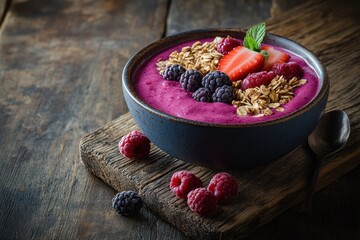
[166,0,273,36]
[0,0,179,239]
[80,0,360,239]
[0,0,9,26]
[270,0,305,18]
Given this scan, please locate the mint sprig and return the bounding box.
[243,22,268,60]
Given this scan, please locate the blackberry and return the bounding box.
[179,69,203,92]
[212,85,235,104]
[162,64,186,81]
[192,87,212,102]
[112,191,143,216]
[202,71,231,93]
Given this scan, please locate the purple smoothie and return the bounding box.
[134,38,320,124]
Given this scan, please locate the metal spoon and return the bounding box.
[302,110,351,213]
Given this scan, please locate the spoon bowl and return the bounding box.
[303,110,351,213]
[308,110,351,158]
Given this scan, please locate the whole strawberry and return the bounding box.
[207,172,239,204]
[170,170,203,199]
[119,130,151,159]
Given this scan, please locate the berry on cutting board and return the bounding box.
[118,130,151,159]
[187,188,217,217]
[261,45,290,71]
[207,172,239,204]
[170,170,203,199]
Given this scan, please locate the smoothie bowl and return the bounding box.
[122,24,329,169]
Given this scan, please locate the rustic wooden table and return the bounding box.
[1,0,359,239]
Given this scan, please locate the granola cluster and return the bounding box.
[232,75,307,117]
[156,38,223,76]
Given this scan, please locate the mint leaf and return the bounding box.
[243,37,259,51]
[243,22,266,52]
[248,22,266,48]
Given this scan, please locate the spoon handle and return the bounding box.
[301,154,322,214]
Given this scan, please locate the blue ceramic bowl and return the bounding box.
[122,29,329,169]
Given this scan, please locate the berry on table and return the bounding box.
[241,71,276,90]
[201,70,232,93]
[112,190,143,216]
[272,61,304,80]
[192,87,212,102]
[212,85,235,103]
[170,170,203,199]
[207,172,239,204]
[187,188,217,216]
[162,64,186,81]
[119,130,151,159]
[179,69,203,92]
[217,36,241,55]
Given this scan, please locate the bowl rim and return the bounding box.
[122,28,329,128]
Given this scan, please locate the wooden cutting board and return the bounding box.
[80,1,360,239]
[80,112,358,239]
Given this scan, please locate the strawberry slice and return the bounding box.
[218,46,265,81]
[261,45,290,71]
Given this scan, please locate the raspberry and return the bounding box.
[207,172,239,204]
[119,130,151,159]
[179,69,203,92]
[217,37,241,55]
[192,87,212,102]
[112,191,143,216]
[170,171,203,199]
[241,71,276,90]
[212,85,235,103]
[187,188,217,216]
[201,70,232,93]
[162,64,186,81]
[272,61,304,80]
